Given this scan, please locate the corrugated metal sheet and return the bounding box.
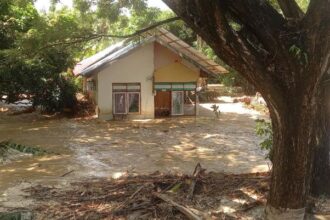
[73,28,228,77]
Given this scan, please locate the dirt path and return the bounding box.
[0,101,269,211]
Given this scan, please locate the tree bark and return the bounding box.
[264,90,317,219]
[162,1,330,219]
[311,78,330,196]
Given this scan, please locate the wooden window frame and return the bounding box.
[112,83,141,115]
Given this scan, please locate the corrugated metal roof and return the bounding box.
[73,28,228,77]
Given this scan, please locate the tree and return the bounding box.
[0,0,184,112]
[162,0,330,219]
[0,1,82,111]
[311,75,330,196]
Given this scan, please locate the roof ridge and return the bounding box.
[74,28,228,76]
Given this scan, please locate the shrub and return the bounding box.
[0,52,78,113]
[32,75,78,113]
[255,119,273,162]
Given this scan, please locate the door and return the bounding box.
[155,91,171,117]
[171,91,184,115]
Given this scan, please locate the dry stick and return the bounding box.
[61,170,74,177]
[115,185,145,211]
[128,185,145,200]
[188,163,203,200]
[153,193,202,220]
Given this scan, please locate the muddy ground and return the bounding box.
[0,99,270,210]
[1,99,329,219]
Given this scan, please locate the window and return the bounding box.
[113,83,141,114]
[114,93,126,114]
[86,79,96,91]
[128,93,140,113]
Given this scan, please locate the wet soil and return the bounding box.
[0,101,269,213]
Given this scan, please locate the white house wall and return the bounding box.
[97,43,154,120]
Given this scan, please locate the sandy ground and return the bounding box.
[0,99,270,212]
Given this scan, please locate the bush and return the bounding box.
[32,74,77,113]
[0,57,78,113]
[255,119,273,162]
[73,75,83,92]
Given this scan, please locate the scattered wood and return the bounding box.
[115,185,145,211]
[24,164,269,220]
[153,192,202,220]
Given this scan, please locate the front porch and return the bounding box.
[154,82,198,118]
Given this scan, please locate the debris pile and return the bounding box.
[73,93,96,118]
[26,164,270,219]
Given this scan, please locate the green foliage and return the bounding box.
[0,141,53,164]
[0,2,82,112]
[0,0,195,113]
[268,0,309,13]
[200,45,256,94]
[218,71,238,87]
[32,73,78,113]
[296,0,309,12]
[255,119,273,161]
[160,11,196,46]
[73,75,84,92]
[289,44,308,65]
[0,141,49,156]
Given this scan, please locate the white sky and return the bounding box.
[34,0,170,12]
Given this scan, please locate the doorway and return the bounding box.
[154,91,171,117]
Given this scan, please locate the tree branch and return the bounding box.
[163,0,287,109]
[93,16,180,38]
[277,0,304,19]
[303,0,330,81]
[225,0,286,54]
[35,17,180,53]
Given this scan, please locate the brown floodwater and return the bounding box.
[0,103,269,210]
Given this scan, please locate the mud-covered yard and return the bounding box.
[0,100,272,218]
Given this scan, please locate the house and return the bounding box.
[73,28,227,120]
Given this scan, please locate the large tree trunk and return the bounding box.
[265,92,317,219]
[162,1,330,219]
[311,79,330,196]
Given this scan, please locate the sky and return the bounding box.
[34,0,170,12]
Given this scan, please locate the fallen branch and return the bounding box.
[115,185,145,210]
[153,193,202,220]
[188,163,204,199]
[61,170,74,177]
